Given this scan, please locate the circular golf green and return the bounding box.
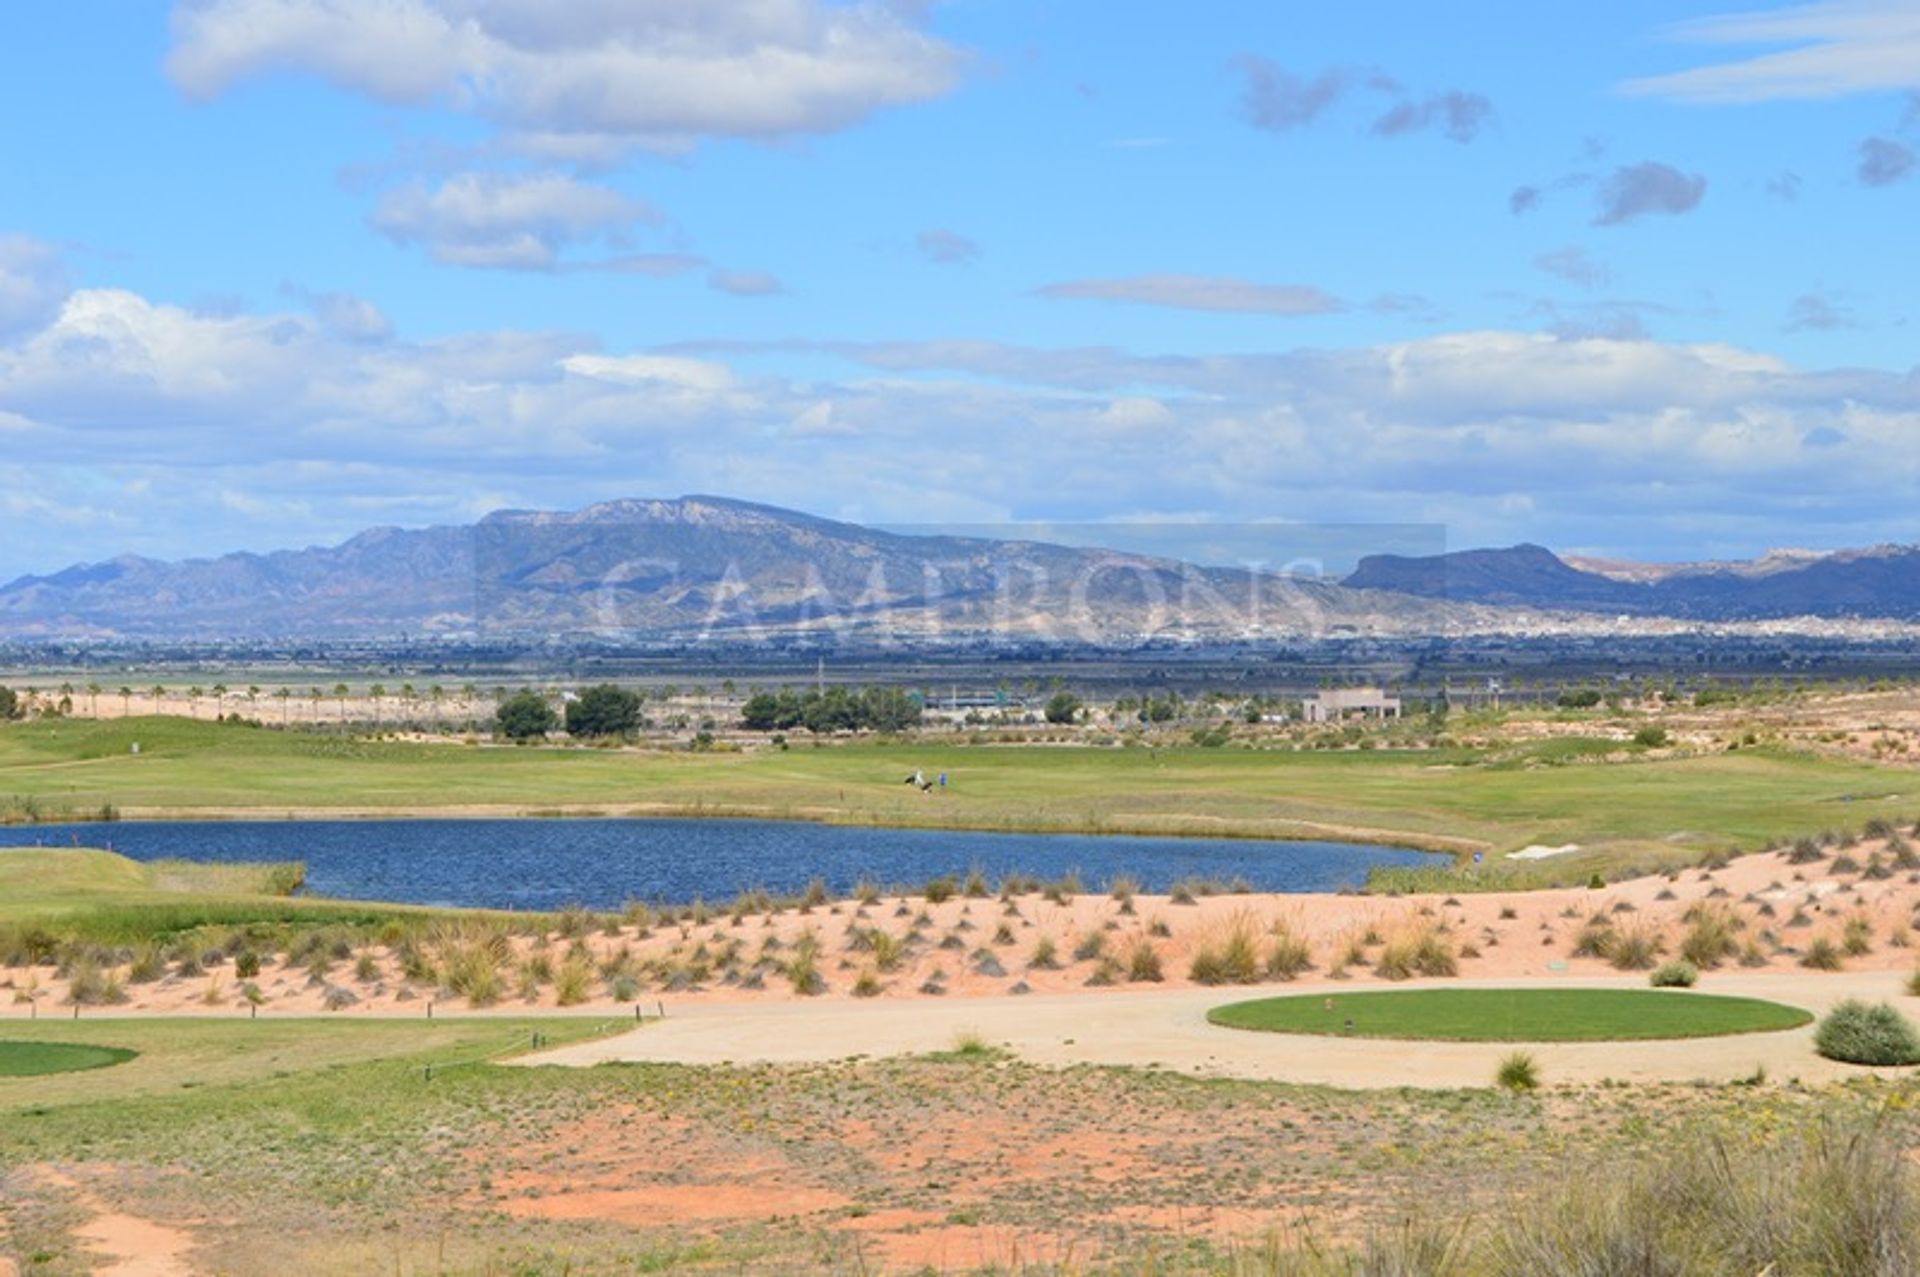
[0,1041,137,1077]
[1208,988,1813,1042]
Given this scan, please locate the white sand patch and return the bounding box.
[1508,844,1581,861]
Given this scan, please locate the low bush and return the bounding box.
[1496,1051,1539,1092]
[1814,1000,1920,1066]
[1649,959,1699,988]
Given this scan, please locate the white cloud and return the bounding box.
[1622,1,1920,103]
[370,172,656,269]
[1037,274,1345,316]
[0,235,71,339]
[167,0,965,154]
[3,281,1920,573]
[562,353,736,392]
[284,285,394,342]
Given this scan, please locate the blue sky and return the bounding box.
[0,1,1917,579]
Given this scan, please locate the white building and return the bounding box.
[1303,687,1402,723]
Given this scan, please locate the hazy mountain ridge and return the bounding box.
[1344,543,1920,620]
[0,496,1475,641]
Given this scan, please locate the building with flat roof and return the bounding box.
[1303,687,1401,723]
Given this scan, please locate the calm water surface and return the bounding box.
[2,818,1431,910]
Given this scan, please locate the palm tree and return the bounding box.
[369,684,386,730]
[86,682,101,717]
[333,684,350,721]
[275,687,291,725]
[187,686,204,718]
[118,687,132,717]
[309,687,324,722]
[212,684,228,718]
[150,685,166,714]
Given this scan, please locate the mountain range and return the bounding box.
[0,497,1471,641]
[1343,543,1920,621]
[4,497,1917,641]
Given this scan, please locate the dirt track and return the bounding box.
[520,970,1911,1088]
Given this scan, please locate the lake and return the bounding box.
[2,818,1432,911]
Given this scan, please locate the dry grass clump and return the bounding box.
[1607,922,1663,972]
[1801,936,1846,971]
[1483,1109,1920,1276]
[1679,903,1743,969]
[433,920,512,1007]
[1188,912,1263,985]
[1123,935,1164,983]
[1373,923,1458,981]
[787,931,825,995]
[1264,919,1314,981]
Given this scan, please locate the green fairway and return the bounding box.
[0,1016,607,1111]
[0,1040,135,1077]
[1208,988,1816,1042]
[0,718,1909,876]
[0,847,514,946]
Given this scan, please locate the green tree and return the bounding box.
[565,685,642,738]
[0,686,19,720]
[1044,691,1083,725]
[496,691,559,742]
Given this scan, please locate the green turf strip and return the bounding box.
[1208,988,1813,1042]
[0,1040,137,1077]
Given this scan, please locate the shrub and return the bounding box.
[865,929,907,972]
[1843,915,1875,957]
[1071,931,1106,963]
[1801,937,1845,971]
[1679,904,1741,969]
[923,877,956,905]
[853,968,883,998]
[126,944,166,984]
[1649,960,1699,988]
[553,957,593,1006]
[1571,922,1618,960]
[1607,924,1661,971]
[787,933,825,995]
[1028,936,1060,970]
[1815,1000,1920,1065]
[1124,937,1164,982]
[1496,1051,1539,1092]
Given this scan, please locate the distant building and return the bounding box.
[1303,687,1401,723]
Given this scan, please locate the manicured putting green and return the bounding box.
[1208,988,1813,1042]
[0,1040,137,1077]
